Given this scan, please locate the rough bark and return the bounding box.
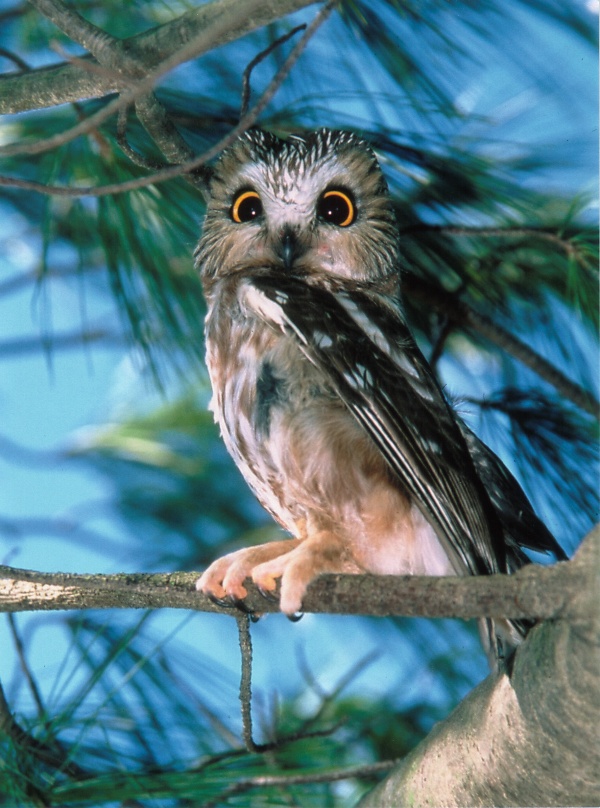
[359,528,599,808]
[0,527,595,620]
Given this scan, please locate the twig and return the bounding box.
[0,678,89,782]
[198,759,399,808]
[0,47,29,71]
[240,24,307,117]
[236,614,262,753]
[407,275,599,418]
[0,0,261,158]
[406,224,595,271]
[7,614,47,720]
[0,0,320,115]
[116,105,168,171]
[1,0,331,160]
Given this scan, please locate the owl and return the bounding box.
[195,128,566,663]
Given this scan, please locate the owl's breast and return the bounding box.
[203,278,332,528]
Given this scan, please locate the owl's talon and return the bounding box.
[207,592,235,609]
[286,611,304,622]
[257,585,279,604]
[228,595,255,615]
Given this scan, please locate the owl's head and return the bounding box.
[196,129,400,286]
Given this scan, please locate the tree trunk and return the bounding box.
[359,529,599,807]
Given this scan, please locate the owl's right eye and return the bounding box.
[231,190,263,223]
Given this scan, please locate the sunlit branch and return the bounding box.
[0,0,320,115]
[0,527,595,619]
[29,0,122,65]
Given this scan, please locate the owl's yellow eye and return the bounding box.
[231,190,263,223]
[317,189,355,227]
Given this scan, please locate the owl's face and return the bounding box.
[196,129,400,287]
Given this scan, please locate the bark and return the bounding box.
[0,0,318,114]
[359,527,599,808]
[0,528,595,620]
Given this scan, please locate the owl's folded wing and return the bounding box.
[242,271,509,577]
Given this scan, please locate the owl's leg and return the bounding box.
[196,539,302,603]
[251,531,364,615]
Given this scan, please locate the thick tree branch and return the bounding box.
[359,527,599,807]
[0,528,595,619]
[28,0,124,67]
[0,0,318,114]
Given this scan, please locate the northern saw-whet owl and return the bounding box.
[195,128,566,664]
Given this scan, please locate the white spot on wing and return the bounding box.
[335,294,392,355]
[241,283,287,327]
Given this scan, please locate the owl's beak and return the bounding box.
[278,227,304,271]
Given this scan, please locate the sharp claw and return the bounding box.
[228,595,255,615]
[286,612,304,623]
[207,592,235,609]
[257,586,279,604]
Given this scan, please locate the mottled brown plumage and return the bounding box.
[195,128,565,664]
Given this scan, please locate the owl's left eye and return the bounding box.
[317,189,356,227]
[231,190,263,223]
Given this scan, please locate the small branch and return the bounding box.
[240,23,306,117]
[116,104,168,171]
[0,47,29,71]
[0,0,326,158]
[0,527,595,619]
[0,679,90,783]
[236,614,263,753]
[199,759,398,808]
[0,0,263,158]
[406,224,595,272]
[133,93,210,191]
[407,275,599,417]
[7,614,46,720]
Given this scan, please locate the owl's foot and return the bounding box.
[197,533,362,615]
[196,538,302,606]
[252,531,363,614]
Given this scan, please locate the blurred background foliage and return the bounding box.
[0,0,597,804]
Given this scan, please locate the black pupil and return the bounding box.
[319,193,351,225]
[237,195,262,221]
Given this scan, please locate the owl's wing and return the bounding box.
[456,420,568,566]
[242,271,563,576]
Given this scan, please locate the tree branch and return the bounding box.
[0,527,595,619]
[407,275,599,417]
[28,0,124,67]
[0,0,319,114]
